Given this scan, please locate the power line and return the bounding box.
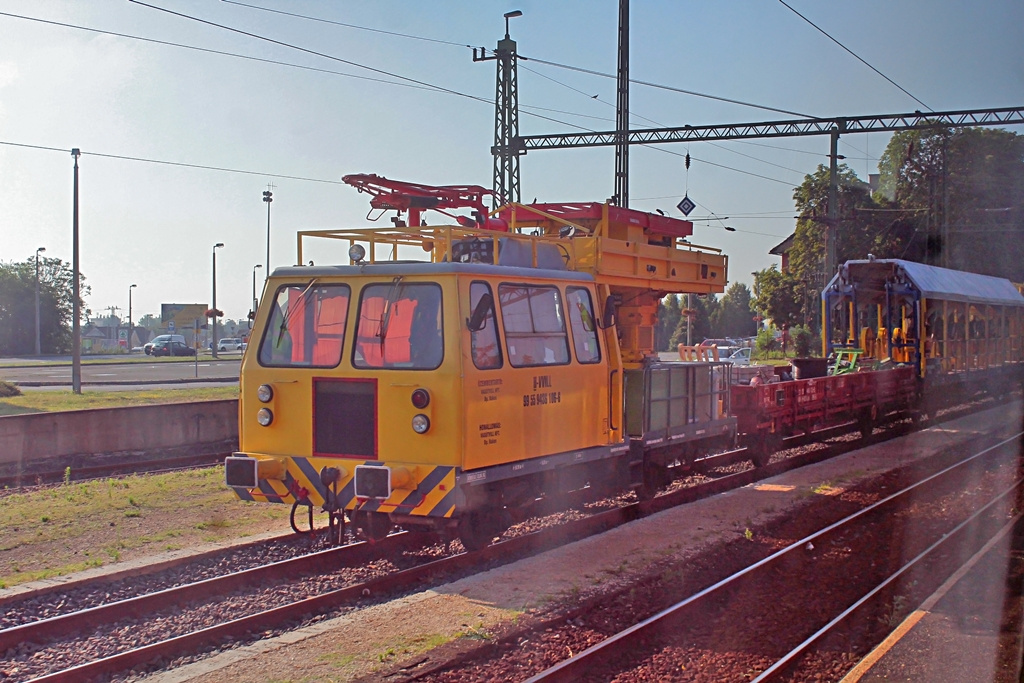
[127,0,487,105]
[220,0,476,49]
[777,0,932,112]
[521,55,815,119]
[0,11,437,93]
[220,0,817,120]
[124,2,808,186]
[0,8,587,132]
[0,140,347,184]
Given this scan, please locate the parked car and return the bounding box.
[218,337,243,352]
[699,338,740,348]
[145,334,186,355]
[151,339,196,357]
[724,347,752,365]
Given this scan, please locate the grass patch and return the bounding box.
[0,386,238,415]
[0,467,284,587]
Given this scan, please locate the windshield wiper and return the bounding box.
[376,276,404,349]
[275,278,319,348]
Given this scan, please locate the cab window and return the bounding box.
[470,281,502,370]
[354,282,443,369]
[259,283,350,367]
[498,284,569,367]
[567,286,601,363]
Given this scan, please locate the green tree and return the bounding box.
[670,293,717,347]
[711,282,756,339]
[877,127,1024,279]
[137,313,162,331]
[655,294,682,351]
[751,266,802,342]
[0,256,88,355]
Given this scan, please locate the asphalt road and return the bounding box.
[0,355,241,389]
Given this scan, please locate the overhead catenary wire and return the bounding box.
[0,8,595,133]
[212,0,835,170]
[0,140,348,184]
[777,0,932,112]
[3,6,828,201]
[9,3,821,187]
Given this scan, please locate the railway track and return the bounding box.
[515,432,1024,682]
[0,397,1010,681]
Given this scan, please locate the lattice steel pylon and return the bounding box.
[474,11,523,210]
[614,0,629,208]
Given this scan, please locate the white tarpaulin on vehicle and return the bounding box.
[825,259,1024,307]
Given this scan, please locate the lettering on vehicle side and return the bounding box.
[523,375,561,408]
[523,391,561,407]
[478,378,502,403]
[478,421,501,446]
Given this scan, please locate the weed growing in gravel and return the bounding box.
[812,481,835,494]
[744,527,754,540]
[461,624,492,640]
[880,594,910,628]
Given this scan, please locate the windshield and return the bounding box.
[353,282,443,369]
[258,283,350,367]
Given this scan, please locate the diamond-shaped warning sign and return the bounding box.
[676,195,696,216]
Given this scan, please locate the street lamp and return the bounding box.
[251,264,263,327]
[34,247,46,355]
[212,243,224,358]
[128,284,137,351]
[262,188,272,284]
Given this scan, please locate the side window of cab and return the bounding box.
[469,281,502,370]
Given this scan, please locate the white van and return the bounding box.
[144,334,186,355]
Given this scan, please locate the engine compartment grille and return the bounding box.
[314,378,377,457]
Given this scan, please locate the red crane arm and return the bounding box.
[342,173,501,228]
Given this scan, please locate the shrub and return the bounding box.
[0,381,22,397]
[791,325,817,358]
[755,328,779,355]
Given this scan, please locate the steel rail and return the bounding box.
[752,478,1024,682]
[523,431,1023,682]
[11,421,885,681]
[0,532,426,652]
[12,401,1007,680]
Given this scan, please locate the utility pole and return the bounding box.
[71,148,81,394]
[825,126,842,281]
[474,10,523,209]
[34,246,45,356]
[212,243,224,358]
[128,284,137,350]
[614,0,629,207]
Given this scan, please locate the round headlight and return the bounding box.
[348,244,366,263]
[411,388,430,409]
[411,414,430,434]
[257,384,274,403]
[257,408,274,426]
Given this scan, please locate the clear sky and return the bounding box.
[1,0,1022,324]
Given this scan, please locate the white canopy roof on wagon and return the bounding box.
[825,258,1024,307]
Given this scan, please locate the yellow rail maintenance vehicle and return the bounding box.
[226,175,732,550]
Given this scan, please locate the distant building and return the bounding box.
[769,233,795,272]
